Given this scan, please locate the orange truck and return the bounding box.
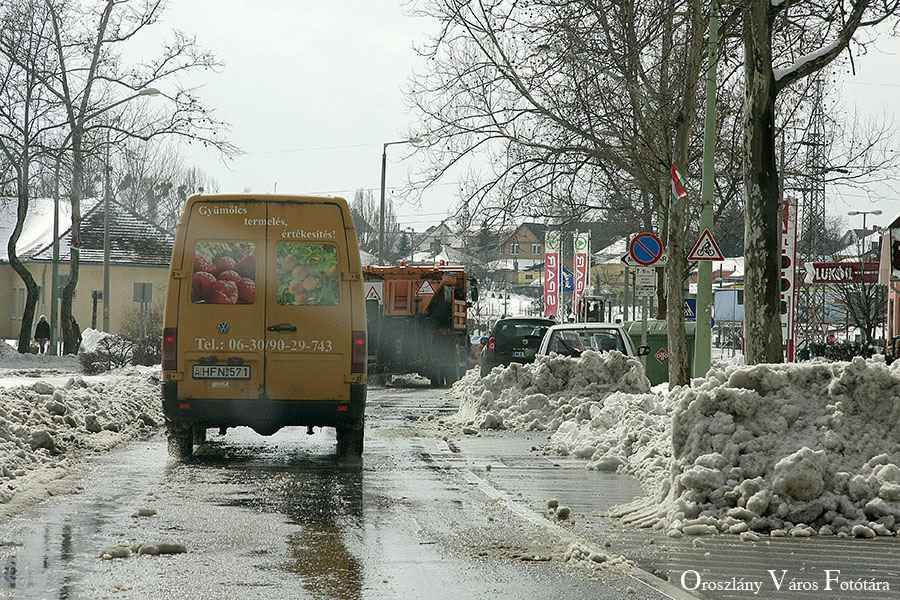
[363,263,477,386]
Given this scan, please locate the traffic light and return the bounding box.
[780,253,792,316]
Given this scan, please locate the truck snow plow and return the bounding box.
[363,263,477,386]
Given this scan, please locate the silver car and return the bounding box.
[537,322,651,358]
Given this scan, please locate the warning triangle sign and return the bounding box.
[688,229,725,261]
[365,286,381,301]
[417,281,436,296]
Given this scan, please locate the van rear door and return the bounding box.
[264,201,353,402]
[180,200,266,402]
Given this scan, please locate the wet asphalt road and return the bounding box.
[0,385,665,600]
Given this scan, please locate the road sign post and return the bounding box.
[627,234,664,363]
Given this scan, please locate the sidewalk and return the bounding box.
[443,431,900,600]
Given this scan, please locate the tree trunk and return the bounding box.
[8,166,40,353]
[61,132,83,354]
[742,0,783,364]
[665,0,706,387]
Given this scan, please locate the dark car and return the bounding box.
[480,317,556,377]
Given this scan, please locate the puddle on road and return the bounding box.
[0,442,167,598]
[186,435,366,599]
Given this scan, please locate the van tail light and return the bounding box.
[487,336,496,354]
[351,330,366,373]
[162,327,177,371]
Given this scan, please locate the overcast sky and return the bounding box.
[138,1,900,232]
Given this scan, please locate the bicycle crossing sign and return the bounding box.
[688,229,724,261]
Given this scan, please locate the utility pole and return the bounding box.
[693,0,718,378]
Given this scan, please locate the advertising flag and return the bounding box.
[573,232,590,320]
[544,230,560,318]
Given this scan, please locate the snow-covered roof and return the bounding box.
[594,238,628,264]
[26,200,173,266]
[0,196,81,262]
[1,196,173,266]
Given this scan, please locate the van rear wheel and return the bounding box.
[166,421,193,459]
[336,423,364,458]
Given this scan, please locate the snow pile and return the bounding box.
[642,357,900,537]
[548,391,672,483]
[0,368,162,510]
[1,340,79,370]
[80,327,112,353]
[451,351,651,432]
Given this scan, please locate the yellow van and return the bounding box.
[161,194,366,458]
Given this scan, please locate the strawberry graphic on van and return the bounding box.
[191,241,257,304]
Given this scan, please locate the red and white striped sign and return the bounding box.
[544,231,560,318]
[573,232,590,320]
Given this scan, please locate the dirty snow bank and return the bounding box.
[1,338,80,370]
[0,366,163,517]
[621,356,900,537]
[451,351,651,433]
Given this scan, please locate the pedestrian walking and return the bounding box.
[34,315,50,354]
[70,316,82,353]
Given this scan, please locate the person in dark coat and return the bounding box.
[34,315,51,354]
[70,316,82,353]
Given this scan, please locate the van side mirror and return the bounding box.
[637,345,651,356]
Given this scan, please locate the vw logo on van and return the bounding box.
[217,321,231,334]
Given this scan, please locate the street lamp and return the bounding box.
[847,209,882,234]
[379,137,421,264]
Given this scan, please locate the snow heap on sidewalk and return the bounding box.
[0,368,162,510]
[452,351,652,432]
[649,356,900,537]
[454,350,900,537]
[1,339,79,370]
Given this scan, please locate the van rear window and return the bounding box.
[191,241,257,304]
[276,243,339,306]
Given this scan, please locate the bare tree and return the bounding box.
[741,0,900,364]
[350,188,402,258]
[114,140,217,232]
[35,0,237,352]
[0,0,60,352]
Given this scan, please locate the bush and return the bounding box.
[79,335,134,374]
[120,301,163,366]
[808,341,878,362]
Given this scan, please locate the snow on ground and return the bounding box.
[0,347,162,522]
[2,338,80,370]
[453,352,900,538]
[451,351,651,433]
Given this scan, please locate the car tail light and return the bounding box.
[162,327,177,371]
[351,330,366,373]
[487,336,496,354]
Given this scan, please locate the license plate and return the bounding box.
[192,365,250,380]
[512,350,528,358]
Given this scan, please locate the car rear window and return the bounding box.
[276,242,340,306]
[548,328,625,354]
[495,320,553,341]
[191,241,257,304]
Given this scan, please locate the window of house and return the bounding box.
[510,243,519,255]
[525,274,533,281]
[737,290,744,305]
[531,243,541,255]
